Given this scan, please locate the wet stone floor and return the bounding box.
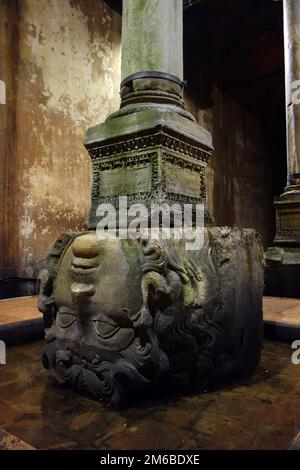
[0,340,299,450]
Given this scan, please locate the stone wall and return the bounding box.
[0,0,121,279]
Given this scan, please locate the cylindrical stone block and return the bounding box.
[121,0,183,82]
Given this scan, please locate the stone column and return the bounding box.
[283,0,300,190]
[119,0,186,111]
[273,0,300,246]
[121,0,183,81]
[39,0,263,408]
[85,0,213,227]
[265,0,300,296]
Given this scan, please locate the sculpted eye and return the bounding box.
[58,312,77,329]
[92,320,120,339]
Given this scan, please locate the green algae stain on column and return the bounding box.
[121,0,183,80]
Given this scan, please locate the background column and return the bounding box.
[283,0,300,189]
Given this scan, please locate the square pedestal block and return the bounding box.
[265,247,300,298]
[84,109,213,228]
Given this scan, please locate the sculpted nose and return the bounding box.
[72,235,99,259]
[71,282,95,298]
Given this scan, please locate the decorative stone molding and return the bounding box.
[86,123,211,228]
[88,132,211,163]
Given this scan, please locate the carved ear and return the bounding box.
[132,306,153,330]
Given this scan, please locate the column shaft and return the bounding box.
[121,0,183,81]
[85,0,213,229]
[284,0,300,187]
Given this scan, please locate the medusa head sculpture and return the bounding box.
[38,228,263,408]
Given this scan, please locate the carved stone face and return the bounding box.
[40,228,263,408]
[53,233,143,358]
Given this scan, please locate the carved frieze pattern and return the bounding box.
[89,150,207,225]
[276,209,300,241]
[88,132,211,164]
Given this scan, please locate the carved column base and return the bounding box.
[85,107,213,227]
[265,187,300,297]
[273,187,300,246]
[39,227,263,408]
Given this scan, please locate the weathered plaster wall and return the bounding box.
[1,0,272,285]
[0,0,121,278]
[185,86,273,248]
[0,0,19,278]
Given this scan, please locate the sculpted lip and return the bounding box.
[71,257,98,275]
[71,266,97,275]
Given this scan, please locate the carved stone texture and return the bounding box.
[273,191,300,246]
[265,204,300,297]
[85,108,213,228]
[264,0,300,297]
[38,227,263,408]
